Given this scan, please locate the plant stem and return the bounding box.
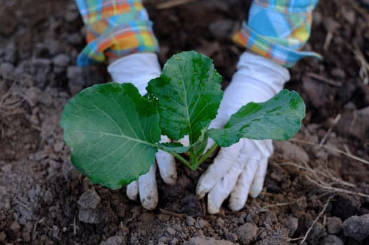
[195,143,218,169]
[171,152,192,169]
[189,148,198,170]
[169,143,218,171]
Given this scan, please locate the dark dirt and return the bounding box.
[1,0,369,244]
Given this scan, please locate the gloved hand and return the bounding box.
[197,52,290,214]
[108,53,177,210]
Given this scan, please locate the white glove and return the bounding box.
[197,52,290,214]
[108,53,177,210]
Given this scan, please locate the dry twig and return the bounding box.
[156,0,199,9]
[159,208,187,218]
[300,195,334,244]
[306,176,369,199]
[0,80,31,118]
[353,42,369,84]
[323,32,333,52]
[277,159,369,198]
[290,138,369,166]
[306,72,342,87]
[321,161,356,188]
[262,200,299,209]
[278,161,357,189]
[73,217,77,235]
[319,114,341,145]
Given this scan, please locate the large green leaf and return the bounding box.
[60,83,161,189]
[147,51,223,144]
[208,90,306,147]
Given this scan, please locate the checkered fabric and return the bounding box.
[75,0,159,66]
[233,0,322,68]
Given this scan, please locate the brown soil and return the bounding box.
[1,0,369,244]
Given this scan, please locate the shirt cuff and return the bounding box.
[77,20,159,66]
[233,0,321,68]
[75,0,159,66]
[233,22,321,68]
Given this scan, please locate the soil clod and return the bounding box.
[237,222,258,244]
[342,214,369,242]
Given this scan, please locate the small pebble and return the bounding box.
[167,227,176,236]
[286,216,299,236]
[237,222,257,244]
[173,224,182,232]
[216,217,225,228]
[62,160,80,181]
[183,237,235,245]
[224,232,238,242]
[43,190,54,205]
[321,235,344,245]
[78,190,101,209]
[327,217,342,234]
[237,217,245,225]
[53,54,70,68]
[186,216,196,226]
[158,214,171,222]
[195,218,205,229]
[170,237,179,245]
[99,236,126,245]
[10,221,21,234]
[158,236,169,243]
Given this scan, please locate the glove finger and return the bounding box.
[207,159,245,214]
[178,135,189,147]
[229,159,258,211]
[196,142,243,199]
[126,181,139,201]
[157,135,177,185]
[249,158,268,198]
[156,150,177,186]
[138,164,158,210]
[203,138,216,155]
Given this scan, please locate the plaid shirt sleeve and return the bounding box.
[233,0,322,68]
[75,0,159,67]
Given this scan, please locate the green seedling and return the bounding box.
[60,51,305,189]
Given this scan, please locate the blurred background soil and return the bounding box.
[0,0,369,244]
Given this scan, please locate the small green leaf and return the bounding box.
[208,90,306,147]
[158,142,190,153]
[60,83,161,189]
[147,51,223,144]
[191,128,209,157]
